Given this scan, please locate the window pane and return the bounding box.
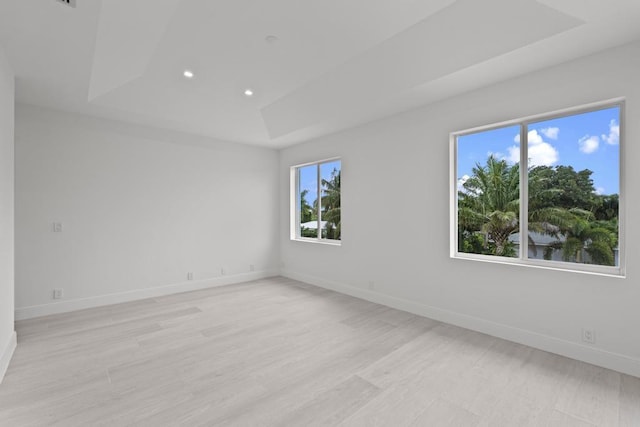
[298,164,318,238]
[320,160,341,240]
[457,125,521,257]
[527,107,620,266]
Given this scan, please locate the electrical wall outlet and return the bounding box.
[53,288,64,299]
[249,264,255,272]
[53,222,63,232]
[187,272,194,281]
[221,268,225,275]
[582,328,596,344]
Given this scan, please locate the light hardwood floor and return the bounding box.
[1,277,639,426]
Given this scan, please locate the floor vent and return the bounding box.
[55,0,76,8]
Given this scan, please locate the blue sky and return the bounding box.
[457,106,620,195]
[299,160,341,206]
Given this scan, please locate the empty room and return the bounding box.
[1,0,640,425]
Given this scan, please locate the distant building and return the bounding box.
[300,220,327,230]
[509,232,619,266]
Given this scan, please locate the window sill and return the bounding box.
[291,238,341,246]
[452,253,625,279]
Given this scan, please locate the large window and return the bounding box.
[291,158,341,243]
[451,101,623,276]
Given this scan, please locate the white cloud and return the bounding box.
[601,119,619,145]
[579,135,600,154]
[528,141,560,166]
[457,174,470,192]
[528,129,545,145]
[509,129,559,166]
[507,146,520,164]
[541,127,559,140]
[595,187,605,195]
[487,151,505,161]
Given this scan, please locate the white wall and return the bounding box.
[0,45,15,382]
[15,105,279,319]
[280,41,640,377]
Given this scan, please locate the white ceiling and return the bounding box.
[1,0,640,148]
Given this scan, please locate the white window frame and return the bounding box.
[290,157,341,245]
[450,98,625,277]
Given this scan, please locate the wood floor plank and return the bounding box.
[0,276,638,426]
[411,398,480,427]
[273,375,381,427]
[476,393,546,427]
[555,361,621,426]
[544,409,597,427]
[618,374,640,427]
[338,369,449,426]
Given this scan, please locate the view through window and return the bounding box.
[454,103,622,273]
[294,159,341,242]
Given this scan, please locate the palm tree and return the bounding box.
[321,169,341,240]
[459,156,576,257]
[458,156,519,256]
[544,213,617,266]
[299,189,318,238]
[460,157,618,265]
[300,189,314,223]
[527,168,578,255]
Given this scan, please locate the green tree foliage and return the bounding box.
[300,189,314,223]
[321,168,341,240]
[458,156,519,256]
[544,214,618,266]
[530,166,618,266]
[528,165,599,211]
[459,157,618,266]
[593,194,619,221]
[299,189,317,238]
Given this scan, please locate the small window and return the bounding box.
[291,159,341,243]
[452,101,623,276]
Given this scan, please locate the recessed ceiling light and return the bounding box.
[183,70,195,79]
[244,89,254,97]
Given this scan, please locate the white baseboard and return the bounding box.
[0,331,17,384]
[281,269,640,378]
[15,270,279,321]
